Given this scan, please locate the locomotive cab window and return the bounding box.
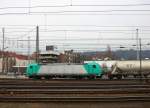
[93,65,96,68]
[30,66,33,69]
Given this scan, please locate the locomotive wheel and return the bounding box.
[116,75,122,80]
[123,75,128,78]
[134,75,137,78]
[35,76,41,79]
[144,74,148,78]
[88,75,96,80]
[45,76,51,79]
[108,75,114,80]
[77,76,84,80]
[29,76,33,79]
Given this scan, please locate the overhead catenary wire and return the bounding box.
[0,1,149,54]
[1,29,150,34]
[29,10,150,15]
[0,13,150,16]
[0,11,148,15]
[0,1,150,15]
[1,8,150,15]
[1,38,150,41]
[1,3,150,10]
[1,25,150,27]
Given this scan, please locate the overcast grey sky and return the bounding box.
[0,0,150,54]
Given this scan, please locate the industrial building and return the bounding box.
[39,51,60,63]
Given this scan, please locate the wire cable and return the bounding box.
[1,3,150,10]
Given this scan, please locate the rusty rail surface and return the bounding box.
[0,78,150,103]
[0,78,149,86]
[0,96,150,102]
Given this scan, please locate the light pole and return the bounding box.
[36,26,39,64]
[2,47,8,74]
[132,39,143,80]
[2,28,4,73]
[136,29,139,60]
[139,38,142,81]
[119,40,145,81]
[28,36,30,64]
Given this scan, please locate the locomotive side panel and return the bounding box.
[37,65,87,76]
[26,62,102,78]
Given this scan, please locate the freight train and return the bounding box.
[26,60,150,79]
[85,60,150,79]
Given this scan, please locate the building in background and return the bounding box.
[38,45,60,63]
[58,50,81,63]
[46,45,55,51]
[39,51,59,63]
[0,51,34,74]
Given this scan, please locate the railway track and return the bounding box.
[0,78,149,86]
[0,81,149,97]
[0,78,150,108]
[0,78,150,81]
[0,96,150,102]
[0,88,150,98]
[0,84,150,89]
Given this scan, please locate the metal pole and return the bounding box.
[2,28,4,73]
[136,29,139,60]
[36,26,39,64]
[28,36,30,64]
[139,38,142,81]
